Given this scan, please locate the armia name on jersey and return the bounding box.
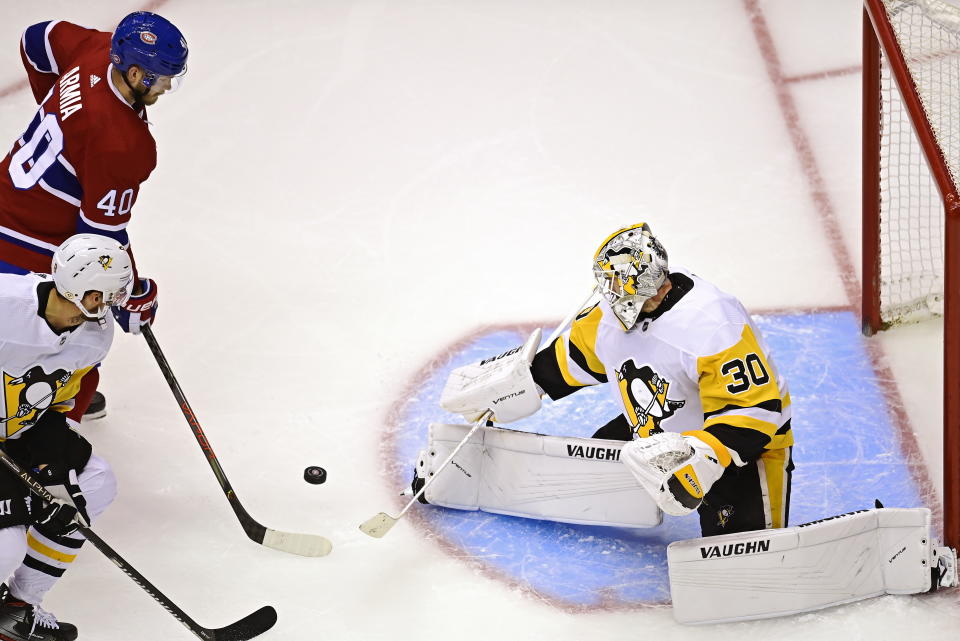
[565,444,621,461]
[59,66,84,121]
[699,539,771,559]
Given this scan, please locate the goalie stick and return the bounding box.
[0,449,277,641]
[359,410,492,538]
[142,326,332,557]
[359,286,599,539]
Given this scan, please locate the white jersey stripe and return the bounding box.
[43,21,61,75]
[38,179,81,207]
[0,224,59,253]
[78,208,128,232]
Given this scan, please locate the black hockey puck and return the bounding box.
[304,466,327,485]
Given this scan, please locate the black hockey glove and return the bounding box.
[32,469,89,537]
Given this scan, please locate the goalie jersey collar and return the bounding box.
[631,271,694,331]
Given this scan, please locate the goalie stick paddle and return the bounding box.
[359,410,492,538]
[0,450,277,641]
[360,287,599,539]
[142,326,332,557]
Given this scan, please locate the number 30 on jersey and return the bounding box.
[721,353,770,394]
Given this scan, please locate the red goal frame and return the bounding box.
[862,0,960,550]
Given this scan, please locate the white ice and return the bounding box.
[0,1,956,640]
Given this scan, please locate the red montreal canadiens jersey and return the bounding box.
[0,21,155,273]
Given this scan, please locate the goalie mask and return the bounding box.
[52,234,134,321]
[593,223,668,330]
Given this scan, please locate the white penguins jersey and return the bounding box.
[532,267,792,466]
[0,273,113,440]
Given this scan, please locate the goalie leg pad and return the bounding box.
[667,507,957,625]
[414,423,661,528]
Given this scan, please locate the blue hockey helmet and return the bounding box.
[110,12,188,88]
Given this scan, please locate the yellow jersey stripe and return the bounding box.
[553,337,593,387]
[683,429,732,467]
[697,324,783,415]
[568,306,606,378]
[27,533,77,564]
[759,447,791,528]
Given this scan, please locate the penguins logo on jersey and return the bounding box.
[616,361,685,438]
[717,505,735,529]
[2,366,72,435]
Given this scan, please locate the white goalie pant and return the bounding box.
[415,423,661,528]
[668,507,957,624]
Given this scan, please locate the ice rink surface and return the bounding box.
[0,1,958,639]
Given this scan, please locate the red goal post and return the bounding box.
[862,0,960,549]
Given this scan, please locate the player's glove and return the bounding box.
[32,469,89,537]
[112,277,158,334]
[440,328,543,424]
[621,431,729,516]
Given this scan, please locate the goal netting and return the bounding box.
[868,0,960,327]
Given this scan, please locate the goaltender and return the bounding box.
[438,223,956,623]
[445,222,794,536]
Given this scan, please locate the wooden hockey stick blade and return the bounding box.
[209,605,278,641]
[260,528,333,557]
[358,512,398,538]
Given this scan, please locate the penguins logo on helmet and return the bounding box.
[98,255,113,270]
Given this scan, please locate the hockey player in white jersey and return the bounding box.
[0,234,132,640]
[439,223,957,621]
[441,222,794,537]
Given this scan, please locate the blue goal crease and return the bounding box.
[389,311,923,608]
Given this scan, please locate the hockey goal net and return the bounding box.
[862,0,960,549]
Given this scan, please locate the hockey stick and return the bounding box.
[141,325,332,557]
[359,287,599,539]
[0,450,277,641]
[359,410,492,538]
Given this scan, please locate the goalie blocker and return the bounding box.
[668,506,957,624]
[413,423,661,528]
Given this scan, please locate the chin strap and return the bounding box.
[120,70,148,114]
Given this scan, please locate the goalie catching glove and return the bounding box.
[622,431,729,516]
[440,328,542,424]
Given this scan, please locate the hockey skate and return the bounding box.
[81,391,106,421]
[0,585,77,641]
[932,544,958,591]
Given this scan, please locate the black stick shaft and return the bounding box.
[0,450,213,639]
[141,326,267,544]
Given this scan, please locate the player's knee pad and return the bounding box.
[75,455,116,520]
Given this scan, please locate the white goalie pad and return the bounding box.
[415,423,661,528]
[668,507,958,624]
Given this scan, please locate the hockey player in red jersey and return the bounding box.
[0,12,188,421]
